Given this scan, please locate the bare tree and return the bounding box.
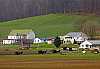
[79,19,97,39]
[63,0,67,14]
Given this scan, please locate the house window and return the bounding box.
[82,45,84,47]
[86,44,89,47]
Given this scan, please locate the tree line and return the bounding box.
[0,0,100,20]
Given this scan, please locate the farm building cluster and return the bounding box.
[2,29,100,50]
[2,29,52,44]
[60,32,100,50]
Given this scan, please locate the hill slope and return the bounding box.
[0,14,100,38]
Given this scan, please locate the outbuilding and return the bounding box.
[80,40,100,50]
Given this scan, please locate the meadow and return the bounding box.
[0,14,100,69]
[0,14,100,38]
[0,51,99,60]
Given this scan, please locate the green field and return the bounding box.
[0,14,100,69]
[0,53,100,60]
[0,14,100,38]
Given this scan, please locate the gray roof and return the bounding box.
[9,29,34,36]
[66,32,88,38]
[88,40,100,45]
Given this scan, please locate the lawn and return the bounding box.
[32,43,56,50]
[0,14,100,38]
[0,45,19,49]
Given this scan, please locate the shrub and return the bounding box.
[91,49,99,54]
[15,51,23,55]
[38,50,47,54]
[54,36,61,48]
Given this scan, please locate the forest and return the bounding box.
[0,0,100,20]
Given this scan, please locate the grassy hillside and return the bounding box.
[0,14,100,38]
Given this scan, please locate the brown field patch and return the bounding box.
[0,59,100,69]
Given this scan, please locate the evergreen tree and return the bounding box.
[54,36,61,48]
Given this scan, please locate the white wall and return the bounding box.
[34,38,43,43]
[79,41,92,48]
[3,40,15,44]
[8,36,21,39]
[47,40,52,44]
[63,36,74,44]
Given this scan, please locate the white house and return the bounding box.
[60,32,88,44]
[3,39,16,44]
[60,35,74,44]
[33,38,43,43]
[80,40,100,50]
[66,32,88,41]
[76,37,85,44]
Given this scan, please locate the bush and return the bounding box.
[15,50,23,55]
[91,49,99,54]
[54,36,61,48]
[0,51,15,55]
[38,50,47,54]
[51,49,60,53]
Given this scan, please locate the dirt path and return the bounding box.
[0,59,100,69]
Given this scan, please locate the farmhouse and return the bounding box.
[60,32,88,44]
[67,32,88,41]
[8,29,35,39]
[80,40,100,50]
[60,35,74,44]
[3,29,35,44]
